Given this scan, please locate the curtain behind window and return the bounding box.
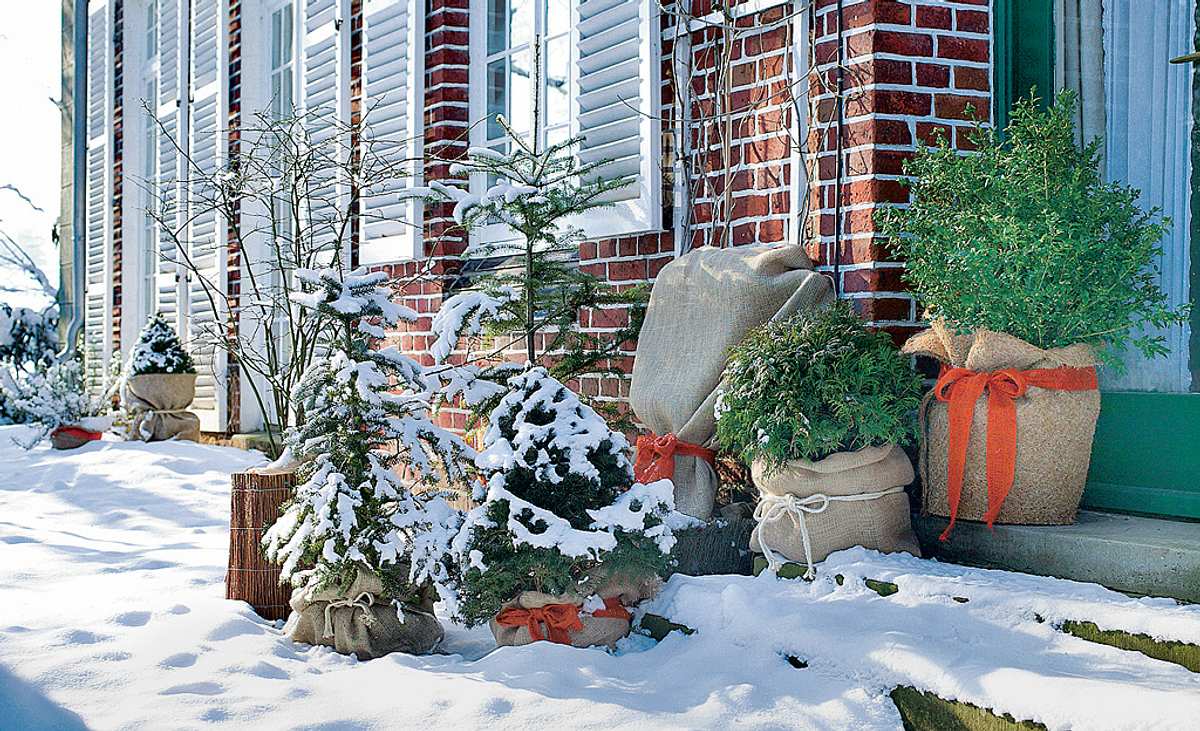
[1057,0,1194,392]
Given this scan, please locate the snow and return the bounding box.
[1,426,1198,730]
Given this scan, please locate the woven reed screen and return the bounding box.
[225,471,296,620]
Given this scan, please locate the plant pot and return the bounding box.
[49,425,104,450]
[904,324,1101,532]
[749,445,921,574]
[225,469,297,620]
[124,373,200,441]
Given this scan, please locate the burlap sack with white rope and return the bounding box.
[750,445,920,574]
[629,245,835,520]
[286,568,444,659]
[489,574,660,649]
[904,321,1100,525]
[123,373,201,442]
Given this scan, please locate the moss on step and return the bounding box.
[638,613,695,642]
[750,557,901,596]
[890,686,1046,731]
[1058,620,1200,673]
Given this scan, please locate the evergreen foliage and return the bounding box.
[127,313,196,376]
[876,91,1188,364]
[0,358,102,445]
[433,367,680,626]
[423,117,646,423]
[263,267,473,601]
[715,304,923,470]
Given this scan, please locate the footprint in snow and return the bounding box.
[167,604,191,615]
[200,708,229,722]
[92,650,132,661]
[0,535,34,544]
[129,559,177,571]
[483,698,514,716]
[161,652,198,669]
[60,629,111,645]
[113,611,152,627]
[206,618,266,641]
[160,681,225,696]
[245,661,289,680]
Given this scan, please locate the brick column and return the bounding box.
[225,0,244,433]
[111,0,125,352]
[810,0,992,344]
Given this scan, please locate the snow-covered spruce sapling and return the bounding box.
[263,267,474,604]
[126,313,196,376]
[422,117,646,419]
[436,367,681,626]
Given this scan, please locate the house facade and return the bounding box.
[62,0,1198,523]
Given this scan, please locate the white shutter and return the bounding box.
[186,0,227,430]
[156,0,183,331]
[573,0,661,237]
[302,0,350,258]
[359,0,424,264]
[84,0,112,390]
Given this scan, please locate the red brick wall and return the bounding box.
[810,0,991,345]
[225,0,244,432]
[111,0,124,352]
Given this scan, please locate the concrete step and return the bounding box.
[912,510,1200,604]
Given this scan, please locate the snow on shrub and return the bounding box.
[0,358,103,445]
[262,267,474,603]
[0,303,56,371]
[126,313,195,376]
[426,366,686,626]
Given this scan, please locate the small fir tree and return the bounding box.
[127,313,196,376]
[434,367,681,626]
[263,267,473,603]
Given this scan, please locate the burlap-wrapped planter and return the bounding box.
[750,445,920,577]
[286,568,444,659]
[629,245,834,519]
[123,373,200,442]
[904,322,1100,532]
[490,575,659,649]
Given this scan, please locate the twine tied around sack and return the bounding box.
[323,591,377,639]
[634,432,717,483]
[933,365,1097,541]
[753,487,907,579]
[495,597,631,644]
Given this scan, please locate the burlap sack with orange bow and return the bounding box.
[903,321,1101,534]
[490,574,660,648]
[629,245,834,520]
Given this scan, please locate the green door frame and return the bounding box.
[993,0,1200,520]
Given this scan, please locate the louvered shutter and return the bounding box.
[156,0,183,332]
[359,0,424,264]
[573,0,661,237]
[84,0,112,390]
[186,0,226,430]
[301,0,350,259]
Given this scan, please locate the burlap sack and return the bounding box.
[903,321,1101,525]
[629,245,835,519]
[285,568,444,659]
[489,574,660,648]
[123,373,201,442]
[750,445,921,571]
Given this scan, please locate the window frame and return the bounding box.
[138,0,161,325]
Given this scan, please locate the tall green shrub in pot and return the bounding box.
[715,304,924,577]
[877,92,1188,538]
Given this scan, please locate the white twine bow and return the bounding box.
[752,487,907,580]
[323,591,377,638]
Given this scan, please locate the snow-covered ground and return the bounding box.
[1,425,1198,730]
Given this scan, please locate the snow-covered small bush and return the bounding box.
[127,314,195,376]
[432,367,682,626]
[0,359,102,445]
[0,303,57,372]
[263,267,474,602]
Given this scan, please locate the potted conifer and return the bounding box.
[433,367,686,648]
[877,92,1187,539]
[715,304,924,577]
[123,313,200,441]
[262,267,473,659]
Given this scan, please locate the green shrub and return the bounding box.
[714,304,922,470]
[876,91,1187,363]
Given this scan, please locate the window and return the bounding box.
[269,2,296,121]
[140,0,160,322]
[267,1,298,356]
[468,0,661,243]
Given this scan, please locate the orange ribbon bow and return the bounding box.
[495,597,631,644]
[934,365,1098,541]
[634,432,718,483]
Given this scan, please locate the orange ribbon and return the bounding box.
[634,432,718,483]
[934,365,1098,541]
[495,597,631,644]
